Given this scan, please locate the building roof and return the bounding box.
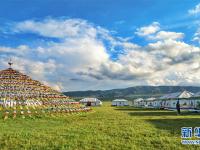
[112,99,128,102]
[145,97,156,101]
[80,98,101,102]
[134,98,143,102]
[160,90,193,99]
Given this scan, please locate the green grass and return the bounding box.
[0,102,200,149]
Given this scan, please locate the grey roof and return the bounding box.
[113,99,128,102]
[134,98,144,102]
[145,97,156,101]
[160,90,193,99]
[80,98,101,102]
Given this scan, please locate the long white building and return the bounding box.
[133,98,143,107]
[80,98,102,106]
[132,90,200,110]
[112,99,129,106]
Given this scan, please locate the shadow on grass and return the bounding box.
[128,111,200,116]
[115,107,200,116]
[146,118,200,136]
[114,107,162,111]
[115,107,200,135]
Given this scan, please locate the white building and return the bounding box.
[132,90,200,110]
[159,90,195,109]
[80,98,102,106]
[112,99,129,106]
[136,98,148,107]
[145,97,156,108]
[190,92,200,109]
[152,99,162,108]
[132,98,143,107]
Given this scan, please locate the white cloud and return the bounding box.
[78,38,200,87]
[135,22,160,37]
[152,31,184,40]
[14,18,97,38]
[0,45,28,56]
[188,3,200,15]
[148,39,200,60]
[193,28,200,43]
[2,18,112,91]
[1,18,200,91]
[135,22,184,41]
[188,4,200,44]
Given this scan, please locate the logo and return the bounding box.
[181,127,192,138]
[194,127,200,138]
[181,127,200,144]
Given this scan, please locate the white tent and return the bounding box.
[112,99,129,106]
[130,90,200,110]
[159,90,195,109]
[145,97,156,107]
[132,98,143,106]
[190,92,200,109]
[160,90,193,99]
[80,98,102,106]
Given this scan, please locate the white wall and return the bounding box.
[112,101,129,106]
[80,101,102,106]
[161,99,200,109]
[128,98,200,109]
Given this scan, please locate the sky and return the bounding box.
[0,0,200,91]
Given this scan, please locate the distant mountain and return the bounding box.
[63,86,200,100]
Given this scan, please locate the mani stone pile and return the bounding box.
[0,66,91,120]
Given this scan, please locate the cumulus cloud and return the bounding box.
[0,45,29,56]
[0,18,200,91]
[148,39,200,61]
[135,22,184,41]
[14,18,97,38]
[152,31,184,40]
[78,38,200,87]
[135,22,160,37]
[1,18,113,91]
[193,28,200,43]
[188,3,200,15]
[188,3,200,44]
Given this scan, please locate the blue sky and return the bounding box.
[0,1,200,91]
[0,0,199,44]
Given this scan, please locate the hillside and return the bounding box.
[63,86,200,100]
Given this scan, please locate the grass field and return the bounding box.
[0,102,200,150]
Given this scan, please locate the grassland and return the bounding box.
[0,102,200,150]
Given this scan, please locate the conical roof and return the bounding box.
[0,68,68,101]
[159,90,193,99]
